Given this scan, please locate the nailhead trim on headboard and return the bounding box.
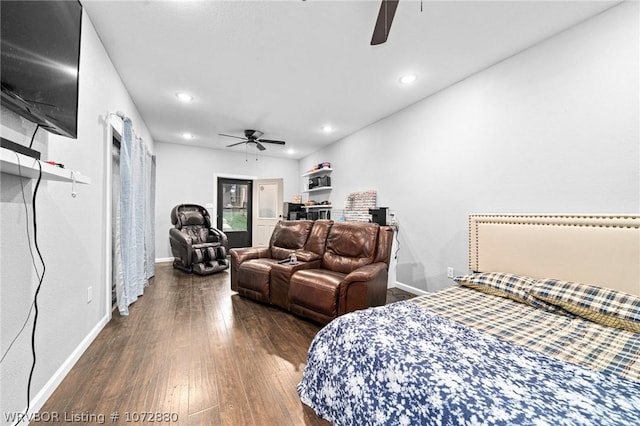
[468,214,640,273]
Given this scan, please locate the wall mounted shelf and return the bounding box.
[1,147,91,184]
[302,167,333,177]
[303,186,332,193]
[301,165,332,220]
[305,205,332,209]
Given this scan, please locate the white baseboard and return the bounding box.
[394,281,429,296]
[19,313,111,424]
[155,257,173,263]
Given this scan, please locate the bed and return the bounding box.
[298,215,640,425]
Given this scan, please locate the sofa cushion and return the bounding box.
[270,260,320,309]
[289,269,346,316]
[322,222,379,274]
[305,220,333,256]
[270,220,314,259]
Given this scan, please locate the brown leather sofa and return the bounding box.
[230,220,331,304]
[230,220,393,324]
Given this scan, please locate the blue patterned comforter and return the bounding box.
[298,302,640,425]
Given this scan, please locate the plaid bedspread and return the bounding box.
[411,286,640,383]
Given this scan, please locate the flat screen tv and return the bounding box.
[1,1,83,139]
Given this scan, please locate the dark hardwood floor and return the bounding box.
[37,263,414,425]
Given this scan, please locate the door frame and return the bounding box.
[104,115,124,321]
[110,131,122,310]
[252,178,284,247]
[217,177,254,248]
[212,173,256,242]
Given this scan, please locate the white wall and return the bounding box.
[154,142,299,259]
[0,11,154,423]
[1,2,637,420]
[300,2,639,293]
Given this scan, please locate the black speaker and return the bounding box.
[369,207,388,226]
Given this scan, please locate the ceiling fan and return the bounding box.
[371,0,399,45]
[218,129,286,151]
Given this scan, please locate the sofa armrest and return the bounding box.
[338,262,389,315]
[293,250,322,262]
[230,247,270,265]
[271,259,321,274]
[229,247,270,292]
[342,262,388,285]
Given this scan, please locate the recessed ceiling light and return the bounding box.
[287,148,295,155]
[399,74,417,85]
[321,125,333,133]
[182,132,193,139]
[176,92,193,102]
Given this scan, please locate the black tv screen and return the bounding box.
[1,1,82,139]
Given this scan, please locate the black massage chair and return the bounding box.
[170,204,229,275]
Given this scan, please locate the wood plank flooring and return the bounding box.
[37,263,414,425]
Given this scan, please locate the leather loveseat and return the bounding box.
[230,220,393,324]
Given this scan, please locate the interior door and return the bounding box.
[252,178,283,247]
[217,178,253,248]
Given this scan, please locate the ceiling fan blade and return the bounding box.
[257,139,286,145]
[218,133,246,140]
[371,0,399,46]
[226,141,247,148]
[255,141,266,151]
[245,129,263,139]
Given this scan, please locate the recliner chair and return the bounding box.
[170,204,229,275]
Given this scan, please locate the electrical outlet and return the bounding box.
[87,286,93,303]
[447,267,455,279]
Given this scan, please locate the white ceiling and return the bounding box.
[82,0,619,159]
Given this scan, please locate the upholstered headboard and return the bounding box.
[469,215,640,296]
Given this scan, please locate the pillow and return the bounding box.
[454,272,534,304]
[531,279,640,333]
[454,272,573,316]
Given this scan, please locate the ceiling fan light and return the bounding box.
[176,92,194,102]
[399,74,417,85]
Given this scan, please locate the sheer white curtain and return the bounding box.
[114,117,156,315]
